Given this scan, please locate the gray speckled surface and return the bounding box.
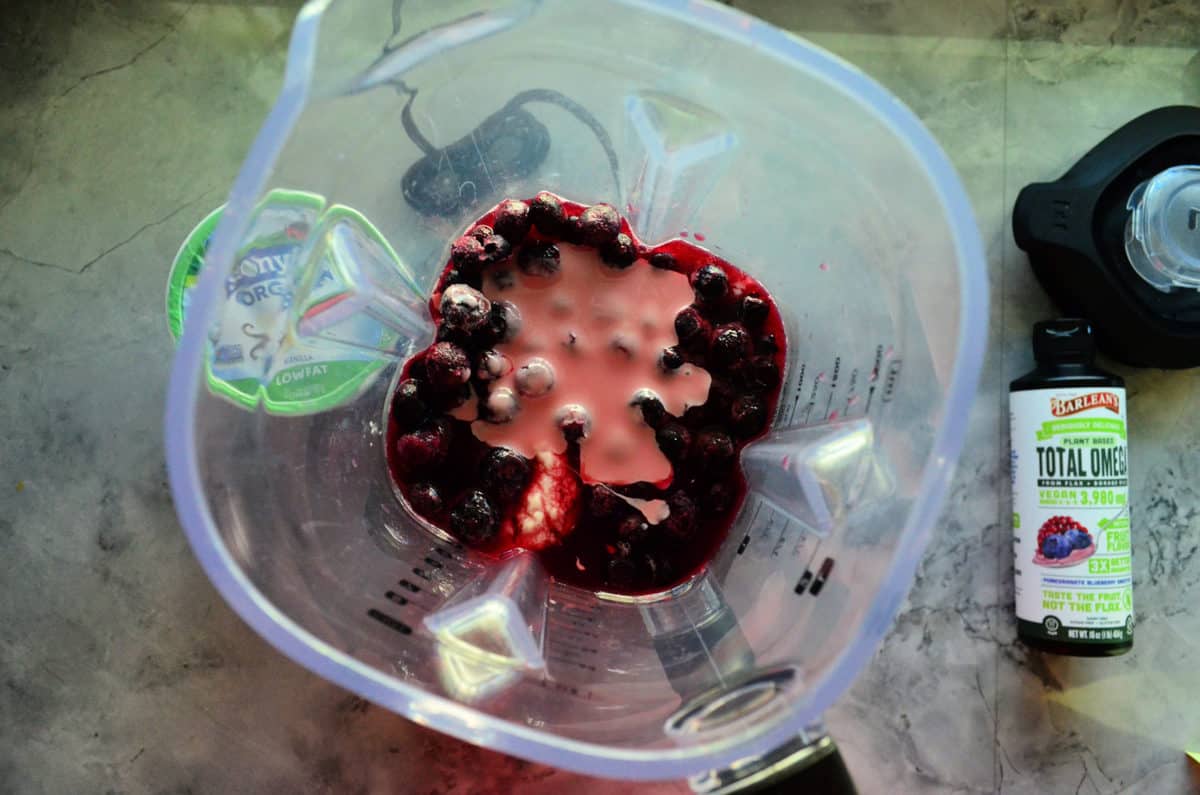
[2,1,1199,793]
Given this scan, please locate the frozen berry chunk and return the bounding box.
[439,284,492,332]
[649,251,677,270]
[390,378,427,429]
[660,346,684,371]
[492,199,531,243]
[478,232,512,266]
[710,324,751,369]
[425,342,471,389]
[517,241,561,277]
[529,191,569,237]
[481,447,532,504]
[744,355,781,392]
[695,428,734,464]
[600,233,637,268]
[408,482,444,518]
[691,263,728,304]
[577,203,621,246]
[451,490,499,544]
[393,420,451,477]
[674,307,711,347]
[656,422,691,461]
[731,394,767,438]
[662,491,697,538]
[740,294,769,327]
[450,235,485,270]
[631,390,667,429]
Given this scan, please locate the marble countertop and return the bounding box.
[2,1,1198,792]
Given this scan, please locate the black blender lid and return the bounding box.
[1012,105,1200,369]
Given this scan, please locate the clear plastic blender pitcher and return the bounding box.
[165,0,987,788]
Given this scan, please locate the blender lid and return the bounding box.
[1125,165,1200,292]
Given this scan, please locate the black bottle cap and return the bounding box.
[1033,318,1096,363]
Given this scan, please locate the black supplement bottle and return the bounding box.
[1009,319,1133,656]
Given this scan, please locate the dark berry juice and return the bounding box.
[386,193,787,594]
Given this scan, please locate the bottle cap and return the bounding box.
[1033,319,1095,363]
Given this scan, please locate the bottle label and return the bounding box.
[1010,387,1133,644]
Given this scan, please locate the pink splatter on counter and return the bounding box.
[386,193,787,594]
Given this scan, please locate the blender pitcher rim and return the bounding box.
[164,0,988,780]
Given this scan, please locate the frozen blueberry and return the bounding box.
[1042,534,1072,559]
[731,394,767,438]
[695,428,734,464]
[1065,528,1092,551]
[577,203,621,246]
[492,199,531,244]
[710,324,751,369]
[475,349,509,382]
[439,284,492,332]
[588,485,624,518]
[557,404,592,442]
[691,263,728,303]
[744,355,781,392]
[390,378,427,429]
[393,419,451,477]
[674,307,712,347]
[425,342,471,389]
[660,346,685,371]
[515,358,556,397]
[478,232,512,265]
[488,301,521,343]
[600,233,637,268]
[481,446,531,504]
[631,390,667,429]
[656,422,691,461]
[450,490,499,544]
[649,251,677,270]
[756,334,779,355]
[482,387,520,424]
[663,491,697,538]
[450,235,485,270]
[408,482,443,518]
[617,514,649,541]
[529,191,569,237]
[703,482,735,514]
[517,241,561,277]
[740,294,769,327]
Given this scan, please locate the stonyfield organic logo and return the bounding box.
[1050,391,1120,417]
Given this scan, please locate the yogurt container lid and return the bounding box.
[166,189,409,415]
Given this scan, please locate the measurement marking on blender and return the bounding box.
[845,368,859,414]
[809,557,835,595]
[865,343,885,412]
[384,590,409,607]
[802,371,822,424]
[824,356,841,418]
[794,570,813,594]
[882,358,903,402]
[367,608,413,635]
[736,504,764,555]
[396,578,422,594]
[548,655,597,672]
[423,556,444,570]
[534,678,594,700]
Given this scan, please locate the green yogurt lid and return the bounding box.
[167,190,408,416]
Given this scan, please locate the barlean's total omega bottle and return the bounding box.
[1010,319,1133,656]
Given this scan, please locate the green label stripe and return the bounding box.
[1036,417,1126,441]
